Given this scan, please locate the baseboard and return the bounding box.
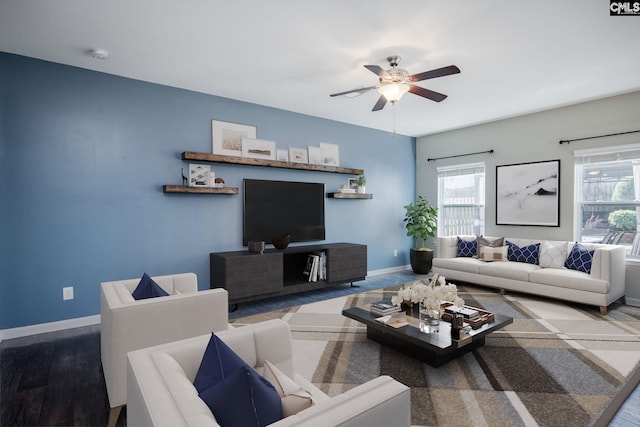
[367,265,412,276]
[0,314,101,343]
[626,297,640,307]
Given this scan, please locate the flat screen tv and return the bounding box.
[243,179,325,246]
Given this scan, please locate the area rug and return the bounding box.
[231,283,640,427]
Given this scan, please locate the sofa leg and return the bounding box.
[599,306,607,316]
[500,288,505,296]
[107,405,123,427]
[620,296,627,305]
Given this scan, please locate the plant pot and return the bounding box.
[356,185,365,194]
[409,248,433,274]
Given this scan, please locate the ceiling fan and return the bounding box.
[330,56,460,111]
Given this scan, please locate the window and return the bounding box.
[437,162,485,237]
[574,144,640,259]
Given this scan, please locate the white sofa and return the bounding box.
[127,319,411,427]
[433,236,626,315]
[101,272,229,427]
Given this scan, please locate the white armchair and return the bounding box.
[127,319,411,427]
[101,272,229,427]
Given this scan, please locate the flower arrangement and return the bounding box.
[391,274,465,311]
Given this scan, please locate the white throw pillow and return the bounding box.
[539,241,568,269]
[478,245,508,262]
[263,360,314,417]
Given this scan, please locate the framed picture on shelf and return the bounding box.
[289,147,308,164]
[308,146,323,165]
[496,159,560,226]
[319,142,340,166]
[348,178,358,190]
[276,149,289,162]
[242,137,277,160]
[211,119,257,156]
[189,164,211,187]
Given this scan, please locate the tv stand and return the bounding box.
[210,243,367,304]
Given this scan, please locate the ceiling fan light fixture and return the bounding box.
[378,82,410,103]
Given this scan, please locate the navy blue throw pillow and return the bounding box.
[457,237,477,257]
[565,242,595,274]
[199,365,283,427]
[131,273,169,300]
[193,333,253,393]
[506,241,540,265]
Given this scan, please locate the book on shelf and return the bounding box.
[302,255,315,281]
[444,305,480,319]
[369,300,401,315]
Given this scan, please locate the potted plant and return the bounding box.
[355,175,366,194]
[403,195,438,274]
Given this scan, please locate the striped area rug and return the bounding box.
[231,283,640,427]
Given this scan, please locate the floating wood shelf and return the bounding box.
[327,193,373,199]
[182,151,364,175]
[163,185,238,195]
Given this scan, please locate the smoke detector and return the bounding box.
[89,48,110,60]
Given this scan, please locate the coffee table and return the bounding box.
[342,306,513,367]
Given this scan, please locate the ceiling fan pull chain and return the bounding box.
[392,102,397,137]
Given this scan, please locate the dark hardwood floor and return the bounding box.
[0,325,125,427]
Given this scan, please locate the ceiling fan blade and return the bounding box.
[372,95,387,111]
[330,85,377,97]
[409,65,460,82]
[408,85,448,102]
[364,65,388,78]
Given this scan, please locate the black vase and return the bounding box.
[272,234,291,250]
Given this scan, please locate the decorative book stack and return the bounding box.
[370,300,401,316]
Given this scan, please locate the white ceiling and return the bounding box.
[1,1,639,137]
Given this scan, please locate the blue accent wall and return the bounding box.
[0,53,416,329]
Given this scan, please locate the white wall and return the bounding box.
[416,90,640,301]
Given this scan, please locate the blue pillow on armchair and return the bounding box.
[506,241,540,265]
[194,333,283,426]
[565,242,595,274]
[131,273,169,300]
[198,365,283,427]
[457,236,477,257]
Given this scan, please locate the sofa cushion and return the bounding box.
[565,242,595,274]
[131,273,170,300]
[539,241,568,269]
[457,236,477,257]
[478,245,508,262]
[199,365,283,427]
[478,260,540,282]
[506,241,540,265]
[528,268,609,294]
[263,360,314,417]
[433,257,483,274]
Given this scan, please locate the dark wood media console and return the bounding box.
[210,243,367,304]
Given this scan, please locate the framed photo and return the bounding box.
[348,178,358,190]
[276,149,289,162]
[289,147,308,164]
[308,146,323,165]
[241,137,277,160]
[319,142,340,166]
[496,159,560,226]
[189,164,210,187]
[212,119,257,156]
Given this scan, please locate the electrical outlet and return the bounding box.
[63,286,74,301]
[393,249,398,257]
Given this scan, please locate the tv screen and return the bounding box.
[243,179,325,246]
